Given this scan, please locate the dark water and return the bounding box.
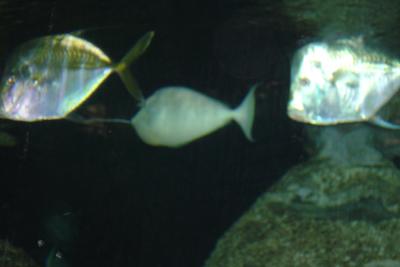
[0,1,305,266]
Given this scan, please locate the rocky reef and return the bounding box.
[204,159,400,266]
[204,125,400,266]
[0,240,38,267]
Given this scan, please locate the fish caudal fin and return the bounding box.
[233,84,258,141]
[115,31,155,104]
[120,31,155,66]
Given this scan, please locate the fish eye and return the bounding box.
[32,78,39,86]
[6,76,15,86]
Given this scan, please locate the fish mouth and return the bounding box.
[287,97,310,123]
[287,106,309,123]
[287,103,330,125]
[0,84,38,121]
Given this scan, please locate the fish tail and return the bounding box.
[114,31,155,104]
[233,84,258,141]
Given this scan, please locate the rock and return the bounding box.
[204,159,400,267]
[0,239,39,267]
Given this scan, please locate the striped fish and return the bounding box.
[0,31,154,121]
[287,37,400,129]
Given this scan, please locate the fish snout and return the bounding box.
[287,91,309,123]
[287,105,309,123]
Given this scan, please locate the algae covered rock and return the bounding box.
[0,239,39,267]
[204,158,400,267]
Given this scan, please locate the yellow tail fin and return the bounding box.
[115,31,155,103]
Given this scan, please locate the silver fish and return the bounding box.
[131,85,257,147]
[0,31,154,121]
[287,37,400,128]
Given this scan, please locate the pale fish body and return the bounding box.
[287,37,400,128]
[0,31,154,121]
[131,85,257,147]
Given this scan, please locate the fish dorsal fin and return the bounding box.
[335,36,364,48]
[21,34,112,69]
[114,31,155,104]
[370,115,400,130]
[69,24,125,37]
[69,29,86,37]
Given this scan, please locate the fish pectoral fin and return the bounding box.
[370,115,400,130]
[114,31,155,104]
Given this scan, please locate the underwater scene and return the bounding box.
[2,0,400,266]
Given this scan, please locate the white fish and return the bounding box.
[131,85,257,147]
[287,37,400,129]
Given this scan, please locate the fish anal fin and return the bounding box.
[370,115,400,130]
